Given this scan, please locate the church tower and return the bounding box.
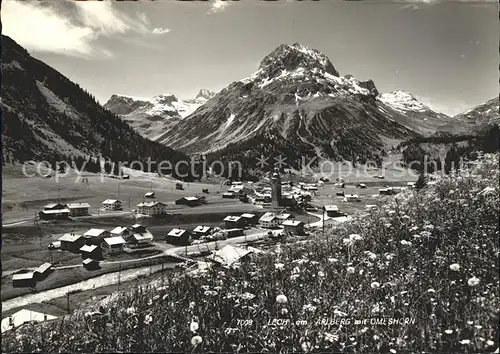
[271,168,282,208]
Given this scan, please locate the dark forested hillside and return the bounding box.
[1,35,190,178]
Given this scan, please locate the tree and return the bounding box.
[415,173,427,190]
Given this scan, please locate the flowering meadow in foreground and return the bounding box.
[2,154,499,353]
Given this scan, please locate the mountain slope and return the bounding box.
[103,90,215,141]
[1,35,188,174]
[378,91,468,135]
[453,97,499,132]
[159,43,419,166]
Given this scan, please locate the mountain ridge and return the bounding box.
[157,43,465,168]
[1,35,189,178]
[103,90,216,141]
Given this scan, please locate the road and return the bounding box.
[1,262,178,313]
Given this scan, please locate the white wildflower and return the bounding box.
[449,263,460,271]
[126,307,136,315]
[275,263,285,270]
[190,321,199,333]
[467,276,480,287]
[370,282,381,289]
[346,266,356,274]
[459,339,471,345]
[276,294,288,304]
[301,341,312,352]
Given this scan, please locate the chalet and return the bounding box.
[365,204,378,210]
[79,244,103,260]
[323,205,342,217]
[12,273,36,288]
[223,228,245,238]
[33,263,53,281]
[276,213,294,222]
[407,182,416,189]
[302,185,318,191]
[131,223,147,233]
[144,192,155,198]
[102,199,123,211]
[39,208,70,220]
[392,187,402,194]
[102,236,127,254]
[43,203,66,211]
[228,185,244,194]
[192,225,212,239]
[58,233,85,253]
[110,226,131,240]
[240,213,257,226]
[253,194,272,203]
[343,194,361,202]
[379,188,393,196]
[136,201,167,215]
[282,220,305,235]
[66,203,91,217]
[1,309,58,333]
[130,232,154,245]
[222,192,237,199]
[83,229,110,246]
[356,183,367,189]
[223,216,245,229]
[166,228,190,246]
[333,182,345,188]
[82,258,99,270]
[259,212,280,229]
[207,245,252,267]
[175,196,201,207]
[281,194,297,207]
[336,191,345,197]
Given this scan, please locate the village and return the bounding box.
[1,164,417,332]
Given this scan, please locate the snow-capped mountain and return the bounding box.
[454,97,499,131]
[194,89,216,103]
[158,43,419,165]
[1,35,188,165]
[379,91,429,113]
[104,89,216,141]
[378,91,468,135]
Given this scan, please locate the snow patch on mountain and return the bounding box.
[378,91,429,113]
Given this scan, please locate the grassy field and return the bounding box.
[1,164,252,224]
[2,153,497,352]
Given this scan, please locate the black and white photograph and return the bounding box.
[1,0,499,352]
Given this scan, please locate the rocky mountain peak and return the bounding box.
[258,43,339,79]
[195,89,216,101]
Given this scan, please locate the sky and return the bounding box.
[2,0,498,116]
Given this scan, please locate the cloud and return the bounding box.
[208,0,230,14]
[2,1,168,58]
[152,27,172,35]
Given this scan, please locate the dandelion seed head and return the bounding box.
[191,335,203,346]
[276,294,288,304]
